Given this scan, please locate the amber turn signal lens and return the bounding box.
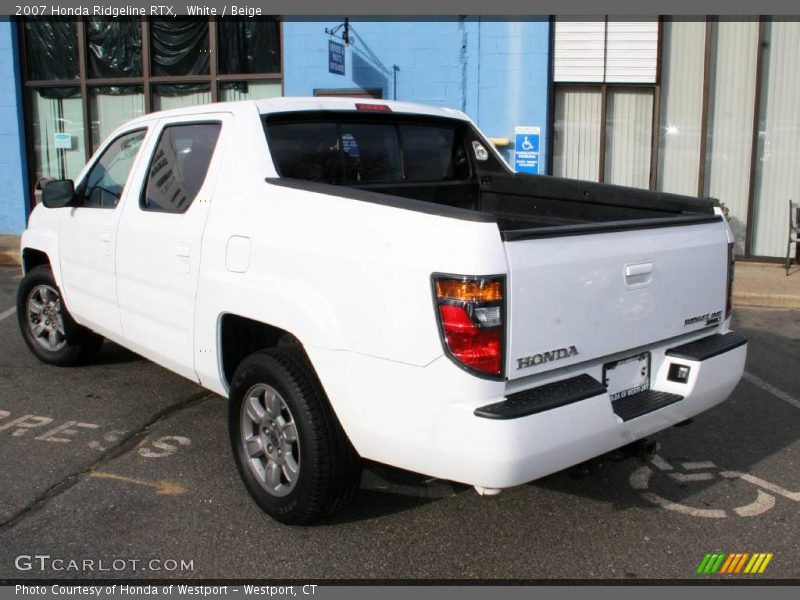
[435,279,503,303]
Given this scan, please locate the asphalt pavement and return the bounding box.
[0,265,799,580]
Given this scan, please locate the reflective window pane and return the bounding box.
[30,88,86,184]
[89,86,146,151]
[752,19,800,258]
[552,86,602,182]
[219,81,282,102]
[24,20,78,81]
[152,84,212,112]
[656,19,705,195]
[605,88,653,189]
[218,18,281,74]
[86,19,143,78]
[704,18,758,255]
[150,18,210,77]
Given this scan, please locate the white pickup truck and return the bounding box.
[17,97,746,524]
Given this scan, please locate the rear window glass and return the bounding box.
[266,123,343,183]
[400,124,470,181]
[265,118,470,185]
[340,123,401,183]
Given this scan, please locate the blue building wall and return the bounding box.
[283,17,551,169]
[0,18,29,234]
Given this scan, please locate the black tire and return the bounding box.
[17,265,104,366]
[228,348,361,525]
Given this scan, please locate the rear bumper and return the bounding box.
[308,329,747,490]
[435,332,747,489]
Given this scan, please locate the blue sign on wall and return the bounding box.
[328,40,345,75]
[514,126,540,174]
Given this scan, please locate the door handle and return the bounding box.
[624,262,653,288]
[99,232,112,255]
[625,263,653,277]
[175,244,191,274]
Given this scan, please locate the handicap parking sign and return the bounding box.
[514,126,540,174]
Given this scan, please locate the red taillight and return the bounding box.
[433,275,505,377]
[355,103,392,112]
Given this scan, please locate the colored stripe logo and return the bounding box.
[697,552,774,574]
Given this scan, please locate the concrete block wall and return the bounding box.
[0,18,28,235]
[283,17,551,169]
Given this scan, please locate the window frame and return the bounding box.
[550,82,658,188]
[18,16,283,208]
[139,120,223,215]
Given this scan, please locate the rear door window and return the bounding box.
[142,122,221,213]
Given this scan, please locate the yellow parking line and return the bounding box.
[88,470,186,496]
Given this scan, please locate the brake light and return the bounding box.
[433,275,505,377]
[726,242,735,318]
[355,103,392,112]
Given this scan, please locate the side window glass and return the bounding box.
[143,123,222,213]
[82,129,146,208]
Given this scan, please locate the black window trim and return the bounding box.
[139,119,223,215]
[76,127,149,210]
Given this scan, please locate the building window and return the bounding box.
[553,16,800,259]
[552,17,658,188]
[552,85,654,187]
[553,17,658,84]
[656,18,705,196]
[20,16,282,196]
[704,18,759,255]
[751,19,800,258]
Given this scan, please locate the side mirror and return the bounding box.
[41,180,76,209]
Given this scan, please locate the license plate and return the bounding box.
[603,352,651,401]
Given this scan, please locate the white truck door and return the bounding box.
[58,127,149,339]
[115,113,230,381]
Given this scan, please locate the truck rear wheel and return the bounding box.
[17,265,104,366]
[228,348,361,524]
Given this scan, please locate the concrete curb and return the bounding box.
[0,250,21,267]
[733,292,800,310]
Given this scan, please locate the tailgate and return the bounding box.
[504,221,729,379]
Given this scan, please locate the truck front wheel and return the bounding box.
[17,265,104,366]
[228,349,361,524]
